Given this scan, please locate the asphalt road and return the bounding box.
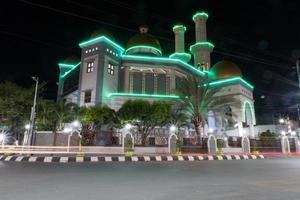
[1,158,300,200]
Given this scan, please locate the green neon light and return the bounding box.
[242,100,256,124]
[169,52,191,62]
[209,77,254,89]
[78,36,125,52]
[172,25,186,31]
[189,42,215,52]
[107,93,180,99]
[121,55,205,76]
[193,12,209,20]
[125,45,162,55]
[59,62,81,79]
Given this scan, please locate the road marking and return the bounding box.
[226,155,232,160]
[217,156,223,160]
[60,157,68,163]
[188,156,194,161]
[44,157,52,163]
[15,156,24,162]
[90,157,98,162]
[198,156,204,160]
[144,156,150,162]
[131,156,138,162]
[251,155,257,159]
[105,157,112,162]
[28,157,37,162]
[207,155,214,160]
[118,156,125,162]
[5,156,13,161]
[243,155,249,160]
[234,155,241,160]
[258,155,264,159]
[155,156,162,161]
[167,156,173,161]
[177,156,184,161]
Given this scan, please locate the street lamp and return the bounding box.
[125,123,132,130]
[279,118,284,124]
[28,76,39,146]
[170,125,176,132]
[0,133,5,149]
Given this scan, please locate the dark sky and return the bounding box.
[1,0,300,123]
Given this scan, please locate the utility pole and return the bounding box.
[295,59,300,131]
[28,77,39,146]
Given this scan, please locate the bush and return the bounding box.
[176,139,182,152]
[259,130,277,146]
[217,139,225,149]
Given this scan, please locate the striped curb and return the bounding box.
[0,154,264,163]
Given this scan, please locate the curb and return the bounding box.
[0,154,264,163]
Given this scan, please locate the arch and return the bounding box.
[122,132,135,153]
[207,135,217,154]
[242,100,256,125]
[241,136,250,153]
[281,136,290,153]
[168,133,178,154]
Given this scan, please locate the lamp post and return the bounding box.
[28,77,39,146]
[0,133,5,149]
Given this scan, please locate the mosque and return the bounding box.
[57,11,257,138]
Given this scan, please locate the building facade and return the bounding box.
[57,12,256,138]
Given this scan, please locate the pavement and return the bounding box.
[1,157,300,200]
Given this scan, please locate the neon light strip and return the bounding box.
[242,100,256,124]
[107,93,180,99]
[59,62,81,79]
[169,52,191,58]
[209,77,254,89]
[193,12,209,20]
[172,25,186,31]
[58,63,78,68]
[189,42,214,52]
[78,36,125,52]
[121,55,206,76]
[125,45,162,55]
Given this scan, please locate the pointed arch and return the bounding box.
[242,100,256,125]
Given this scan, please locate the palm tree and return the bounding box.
[176,75,239,145]
[169,104,190,132]
[52,100,77,146]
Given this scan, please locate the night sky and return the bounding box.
[1,0,300,123]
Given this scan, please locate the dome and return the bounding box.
[210,60,242,79]
[126,25,162,56]
[64,56,80,65]
[90,29,115,41]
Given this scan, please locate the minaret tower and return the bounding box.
[190,11,214,71]
[169,25,191,62]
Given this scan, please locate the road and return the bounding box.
[0,158,300,200]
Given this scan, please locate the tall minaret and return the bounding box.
[190,11,214,71]
[169,25,191,63]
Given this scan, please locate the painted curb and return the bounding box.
[0,154,264,163]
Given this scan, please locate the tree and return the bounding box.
[169,104,190,131]
[0,81,35,140]
[51,100,77,146]
[118,100,171,145]
[79,104,116,126]
[36,99,57,131]
[176,75,238,145]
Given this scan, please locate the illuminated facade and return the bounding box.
[57,12,257,137]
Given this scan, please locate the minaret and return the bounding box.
[169,25,191,63]
[190,11,214,71]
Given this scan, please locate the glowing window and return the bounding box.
[107,63,115,75]
[87,61,94,73]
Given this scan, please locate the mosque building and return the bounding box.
[57,12,257,137]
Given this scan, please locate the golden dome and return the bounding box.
[210,60,242,79]
[126,25,161,55]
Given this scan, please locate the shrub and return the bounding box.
[217,139,225,149]
[259,130,277,146]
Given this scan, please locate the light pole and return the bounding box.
[28,77,39,146]
[0,133,5,149]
